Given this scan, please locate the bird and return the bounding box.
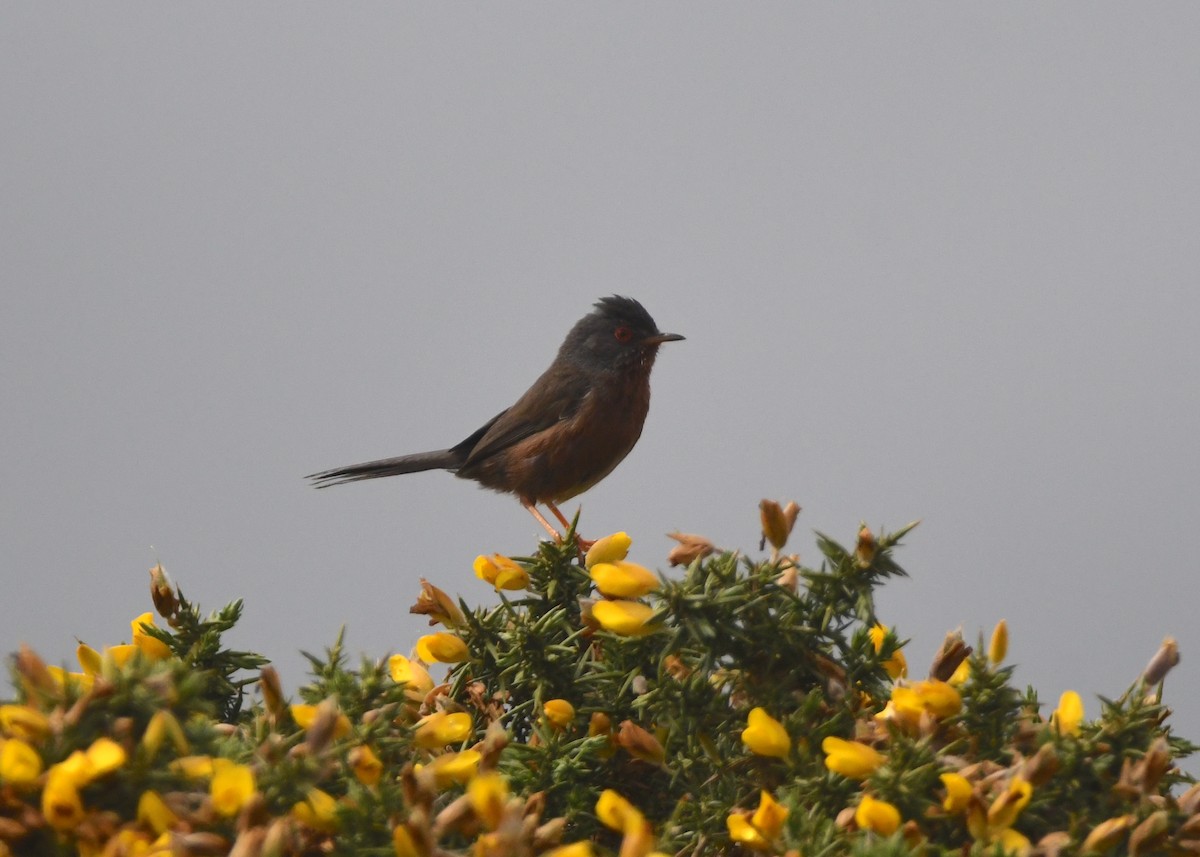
[307,296,684,544]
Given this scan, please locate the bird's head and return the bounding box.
[561,296,684,373]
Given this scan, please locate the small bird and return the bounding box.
[308,296,684,542]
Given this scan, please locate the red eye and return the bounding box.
[614,326,633,343]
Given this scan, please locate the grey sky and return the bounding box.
[3,5,1198,758]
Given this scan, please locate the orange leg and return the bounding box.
[546,502,594,552]
[521,500,593,552]
[522,500,564,541]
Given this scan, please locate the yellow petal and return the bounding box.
[293,788,340,833]
[727,813,769,850]
[595,789,644,833]
[388,654,434,698]
[131,612,173,660]
[855,794,901,836]
[940,772,972,814]
[591,600,657,636]
[42,768,85,830]
[137,790,178,836]
[750,789,789,840]
[542,844,595,857]
[170,755,215,779]
[468,771,508,830]
[0,705,50,742]
[821,736,885,779]
[473,554,530,591]
[76,643,103,676]
[350,744,384,787]
[741,708,790,759]
[414,711,473,748]
[415,633,469,663]
[989,619,1009,664]
[1052,690,1084,736]
[85,737,127,778]
[543,699,576,729]
[427,749,480,788]
[589,561,658,598]
[585,531,632,568]
[392,825,422,857]
[0,738,43,786]
[211,762,256,816]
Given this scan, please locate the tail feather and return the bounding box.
[307,449,461,488]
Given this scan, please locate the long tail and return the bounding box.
[307,449,462,488]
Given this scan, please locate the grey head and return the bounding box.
[559,296,685,373]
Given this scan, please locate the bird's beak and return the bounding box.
[644,332,685,345]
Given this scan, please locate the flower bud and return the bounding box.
[149,563,179,620]
[929,631,972,682]
[1141,637,1180,686]
[666,532,716,567]
[410,579,466,628]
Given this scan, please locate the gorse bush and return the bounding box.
[1,502,1194,856]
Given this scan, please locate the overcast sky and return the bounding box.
[3,4,1198,760]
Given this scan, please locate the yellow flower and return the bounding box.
[468,771,508,829]
[727,814,769,850]
[996,828,1033,856]
[855,794,901,836]
[137,790,178,835]
[82,737,127,778]
[42,768,85,830]
[822,736,885,779]
[132,612,172,660]
[392,825,422,857]
[293,788,340,832]
[411,578,467,627]
[426,749,480,788]
[590,561,658,598]
[47,665,94,692]
[585,531,632,568]
[868,624,908,679]
[0,738,43,786]
[415,633,470,663]
[170,755,215,779]
[388,654,434,698]
[917,680,962,718]
[1052,690,1084,736]
[591,600,657,636]
[76,643,103,676]
[414,711,473,748]
[543,699,576,729]
[940,772,972,814]
[0,705,49,741]
[1080,814,1134,854]
[143,709,189,757]
[596,789,644,833]
[751,790,789,840]
[350,744,384,787]
[290,703,351,739]
[542,844,595,857]
[473,554,530,590]
[989,619,1009,664]
[949,659,971,686]
[987,778,1032,830]
[211,761,256,816]
[741,708,790,759]
[884,680,961,729]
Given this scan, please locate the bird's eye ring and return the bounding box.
[614,326,633,343]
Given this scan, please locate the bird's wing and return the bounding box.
[456,366,591,467]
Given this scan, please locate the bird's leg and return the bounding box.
[522,500,566,542]
[546,502,594,552]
